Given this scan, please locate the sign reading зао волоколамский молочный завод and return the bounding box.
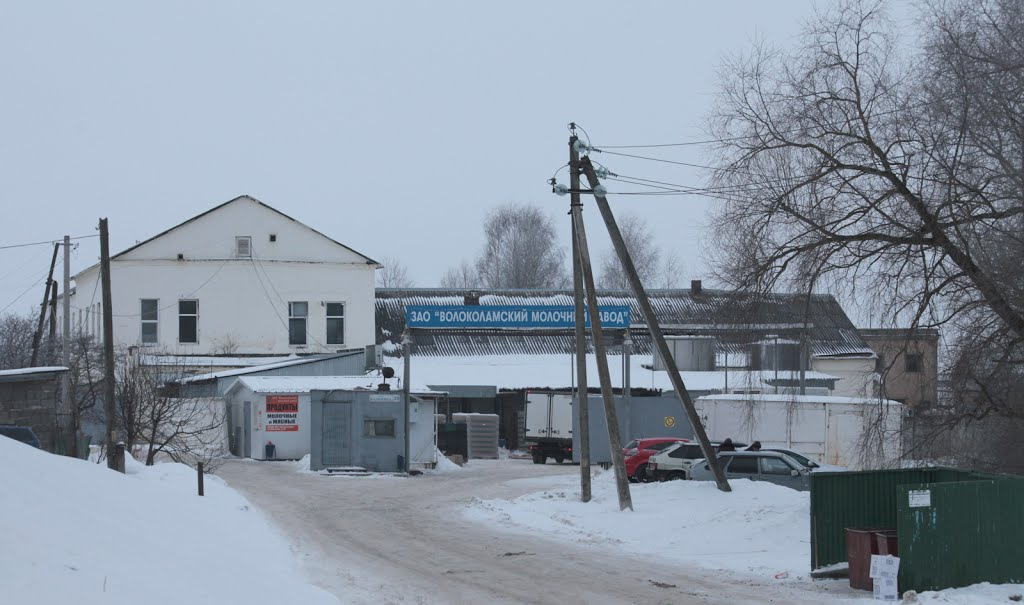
[405,305,631,329]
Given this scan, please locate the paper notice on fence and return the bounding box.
[908,489,931,507]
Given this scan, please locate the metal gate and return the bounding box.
[322,402,352,466]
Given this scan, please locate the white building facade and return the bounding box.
[65,195,379,355]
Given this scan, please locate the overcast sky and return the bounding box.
[2,1,914,315]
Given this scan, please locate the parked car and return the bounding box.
[647,440,747,481]
[622,437,686,482]
[0,425,41,449]
[689,451,811,491]
[762,447,848,473]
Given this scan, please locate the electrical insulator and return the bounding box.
[595,166,610,179]
[572,139,590,155]
[593,184,608,198]
[553,183,569,196]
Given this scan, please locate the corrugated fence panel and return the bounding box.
[810,469,946,570]
[896,479,1024,591]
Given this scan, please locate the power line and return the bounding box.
[0,234,98,251]
[0,256,62,315]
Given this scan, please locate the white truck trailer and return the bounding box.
[693,394,904,470]
[524,390,574,464]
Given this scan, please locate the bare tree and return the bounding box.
[115,350,226,469]
[598,213,661,290]
[707,0,1024,442]
[0,312,34,369]
[439,259,479,289]
[376,256,415,288]
[475,204,568,289]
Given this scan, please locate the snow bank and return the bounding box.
[466,470,813,577]
[0,437,337,605]
[428,447,464,474]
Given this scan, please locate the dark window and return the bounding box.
[905,353,923,373]
[647,442,676,452]
[669,444,703,459]
[178,300,198,343]
[726,456,759,474]
[363,418,395,437]
[326,302,345,345]
[141,299,158,344]
[760,456,795,475]
[288,301,307,345]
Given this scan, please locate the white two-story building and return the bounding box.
[65,195,379,356]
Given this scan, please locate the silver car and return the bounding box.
[688,451,811,491]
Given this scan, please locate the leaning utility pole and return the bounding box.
[99,220,118,471]
[568,133,632,511]
[579,155,731,492]
[62,235,74,457]
[30,243,60,367]
[570,135,592,503]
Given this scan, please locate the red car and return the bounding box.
[623,437,688,482]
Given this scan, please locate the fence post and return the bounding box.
[197,462,204,497]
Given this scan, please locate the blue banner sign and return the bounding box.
[406,305,631,329]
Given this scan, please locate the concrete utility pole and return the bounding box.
[568,134,633,511]
[62,236,73,457]
[402,330,412,473]
[569,135,592,503]
[579,156,731,492]
[99,220,119,471]
[30,243,60,367]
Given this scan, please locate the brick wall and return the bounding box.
[0,375,65,452]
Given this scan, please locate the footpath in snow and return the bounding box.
[465,469,1023,604]
[0,437,337,605]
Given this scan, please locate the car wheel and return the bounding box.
[532,453,546,464]
[554,455,565,464]
[667,471,686,481]
[634,463,649,482]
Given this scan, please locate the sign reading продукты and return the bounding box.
[405,305,631,329]
[266,395,299,432]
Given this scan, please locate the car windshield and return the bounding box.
[623,440,638,450]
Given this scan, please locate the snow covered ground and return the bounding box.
[465,469,1023,604]
[0,437,338,605]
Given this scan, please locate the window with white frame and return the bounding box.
[326,302,345,345]
[141,299,158,344]
[235,236,252,258]
[288,301,307,345]
[178,300,198,344]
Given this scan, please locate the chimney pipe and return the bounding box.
[691,280,702,295]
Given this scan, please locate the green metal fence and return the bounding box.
[809,467,979,571]
[896,479,1024,591]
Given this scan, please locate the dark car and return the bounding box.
[0,425,41,449]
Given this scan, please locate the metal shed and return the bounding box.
[309,385,444,472]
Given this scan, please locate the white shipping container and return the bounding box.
[694,394,904,470]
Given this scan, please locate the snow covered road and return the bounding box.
[217,458,854,604]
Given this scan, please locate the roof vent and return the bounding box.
[691,280,702,294]
[377,382,392,391]
[464,292,480,306]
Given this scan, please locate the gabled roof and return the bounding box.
[75,195,378,278]
[183,351,362,384]
[376,288,874,358]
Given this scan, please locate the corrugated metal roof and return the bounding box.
[376,288,873,358]
[231,375,440,395]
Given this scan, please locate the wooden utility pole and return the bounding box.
[568,135,632,511]
[579,156,731,492]
[48,281,57,340]
[30,243,60,367]
[99,219,119,471]
[62,235,73,457]
[570,135,592,503]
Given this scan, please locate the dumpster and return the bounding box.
[846,527,893,590]
[875,530,898,557]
